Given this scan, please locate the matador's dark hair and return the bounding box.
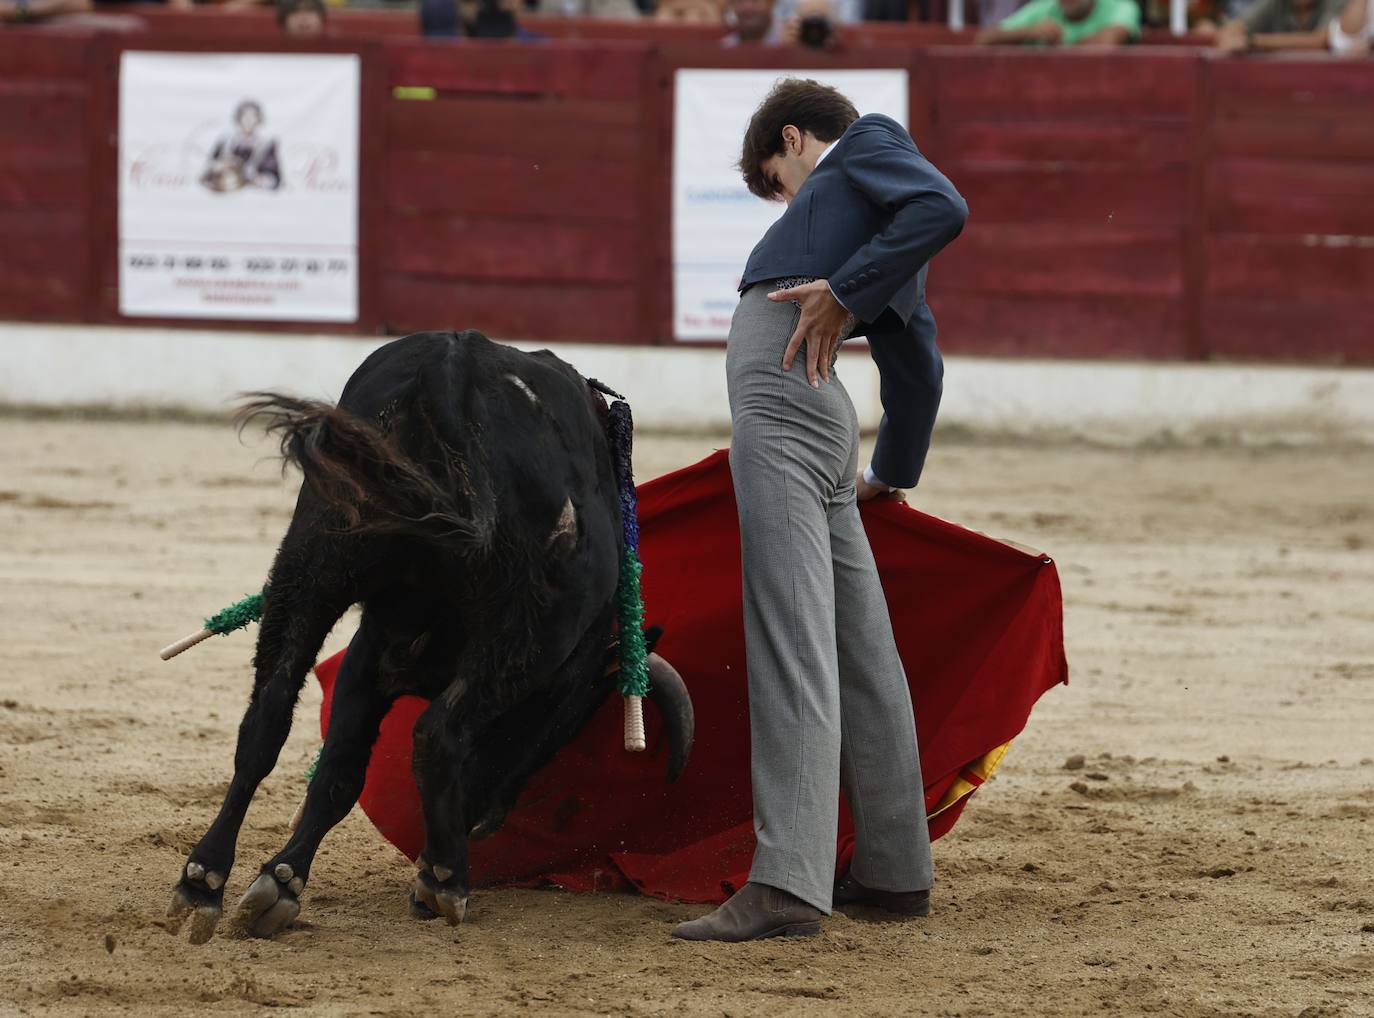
[739,78,859,201]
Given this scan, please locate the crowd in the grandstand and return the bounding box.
[0,0,1369,54]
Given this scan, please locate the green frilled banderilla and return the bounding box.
[158,589,267,661]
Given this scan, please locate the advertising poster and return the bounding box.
[671,68,909,342]
[118,52,361,322]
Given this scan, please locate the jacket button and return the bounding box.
[840,282,854,294]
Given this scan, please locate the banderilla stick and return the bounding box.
[159,628,216,661]
[623,694,646,753]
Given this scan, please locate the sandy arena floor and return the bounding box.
[1,415,1372,1017]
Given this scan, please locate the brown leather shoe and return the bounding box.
[671,882,823,942]
[832,871,931,917]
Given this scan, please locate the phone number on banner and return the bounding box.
[126,254,351,274]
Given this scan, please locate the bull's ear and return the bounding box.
[642,625,664,657]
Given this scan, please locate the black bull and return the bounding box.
[166,330,695,943]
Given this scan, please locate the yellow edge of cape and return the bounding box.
[928,740,1013,820]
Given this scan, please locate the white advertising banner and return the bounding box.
[118,52,361,322]
[672,69,909,342]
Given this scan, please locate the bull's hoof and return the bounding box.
[408,889,440,921]
[413,867,468,926]
[166,859,228,944]
[235,865,302,939]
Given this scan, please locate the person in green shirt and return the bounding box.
[975,0,1142,45]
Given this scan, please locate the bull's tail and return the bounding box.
[235,392,490,554]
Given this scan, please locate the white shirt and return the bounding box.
[815,144,851,310]
[1328,8,1372,52]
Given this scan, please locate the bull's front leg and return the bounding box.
[409,697,475,925]
[466,614,618,841]
[167,586,349,944]
[235,620,394,938]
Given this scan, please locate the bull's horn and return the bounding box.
[646,653,694,785]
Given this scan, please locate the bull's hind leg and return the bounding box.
[168,558,351,944]
[235,620,394,938]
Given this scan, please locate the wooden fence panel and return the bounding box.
[386,215,641,283]
[931,49,1198,120]
[380,40,653,341]
[938,225,1184,299]
[385,40,651,101]
[926,49,1198,358]
[1206,158,1374,237]
[0,36,91,322]
[1203,60,1374,363]
[931,293,1188,359]
[388,97,641,160]
[936,119,1190,164]
[382,275,642,341]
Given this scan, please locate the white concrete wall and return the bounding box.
[3,322,1374,445]
[939,358,1374,446]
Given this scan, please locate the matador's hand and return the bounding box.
[768,280,851,388]
[857,471,907,503]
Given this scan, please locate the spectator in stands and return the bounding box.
[863,0,916,20]
[781,0,847,46]
[533,0,641,18]
[657,0,721,20]
[462,0,533,35]
[1134,0,1231,29]
[0,0,91,22]
[421,0,462,34]
[1184,0,1245,31]
[975,0,1140,44]
[776,0,859,24]
[1329,0,1371,49]
[978,0,1030,26]
[421,0,546,39]
[722,0,783,42]
[277,0,326,36]
[1214,0,1342,49]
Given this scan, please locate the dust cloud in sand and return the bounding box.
[1,416,1372,1017]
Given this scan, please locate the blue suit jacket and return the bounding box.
[738,113,968,488]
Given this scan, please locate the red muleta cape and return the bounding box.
[315,449,1067,903]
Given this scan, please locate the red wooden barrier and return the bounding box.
[924,48,1201,359]
[1202,60,1374,363]
[0,33,94,321]
[380,40,655,340]
[0,21,1370,364]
